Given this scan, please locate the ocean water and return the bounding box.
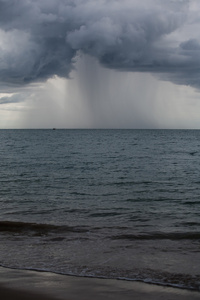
[0,129,200,290]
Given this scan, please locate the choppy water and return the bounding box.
[0,129,200,290]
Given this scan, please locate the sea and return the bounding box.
[0,129,200,291]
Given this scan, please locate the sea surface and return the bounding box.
[0,129,200,290]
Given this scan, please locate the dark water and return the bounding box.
[0,129,200,290]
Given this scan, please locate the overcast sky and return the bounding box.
[0,0,200,129]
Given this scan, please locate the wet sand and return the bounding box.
[0,267,199,300]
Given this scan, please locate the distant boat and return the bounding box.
[53,128,56,130]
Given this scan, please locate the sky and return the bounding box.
[0,0,200,129]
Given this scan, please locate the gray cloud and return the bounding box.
[0,0,200,89]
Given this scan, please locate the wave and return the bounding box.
[0,221,88,234]
[0,264,199,291]
[89,212,123,217]
[110,232,200,241]
[1,220,200,241]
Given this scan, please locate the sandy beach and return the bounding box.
[0,267,199,300]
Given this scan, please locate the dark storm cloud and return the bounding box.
[0,0,199,88]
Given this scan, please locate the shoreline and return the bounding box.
[0,266,199,300]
